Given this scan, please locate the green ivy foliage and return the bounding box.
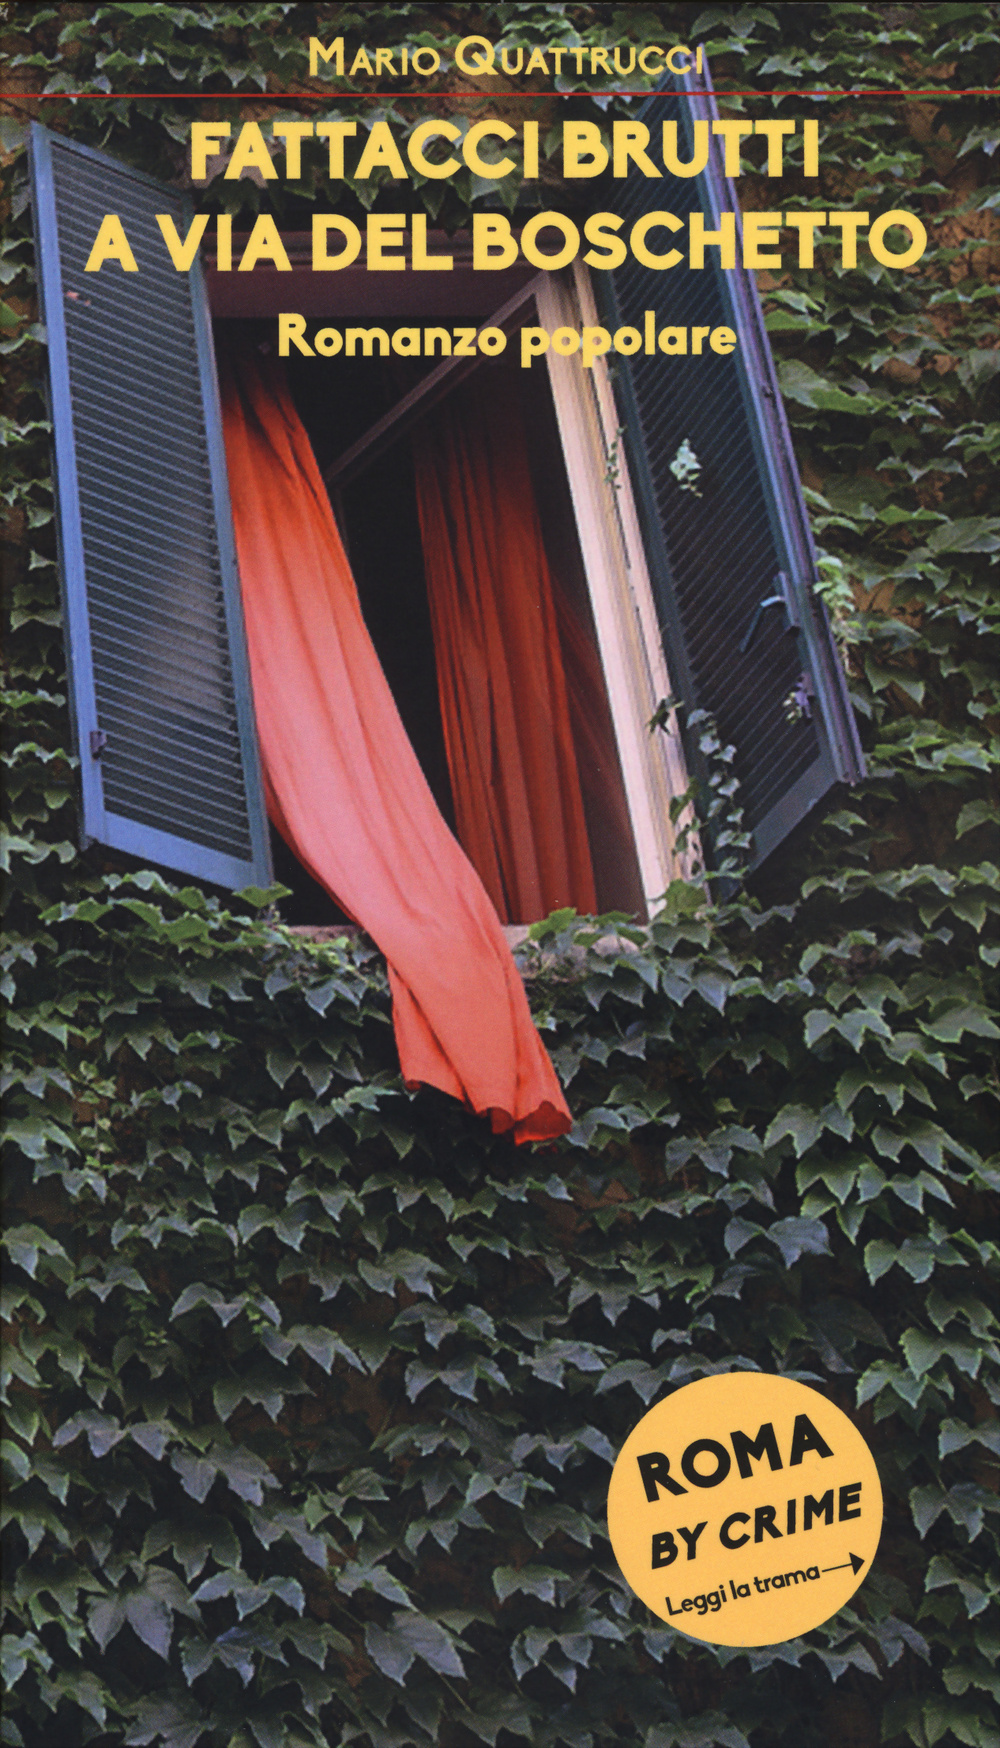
[2,6,998,1748]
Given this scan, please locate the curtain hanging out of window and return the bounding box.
[219,351,571,1144]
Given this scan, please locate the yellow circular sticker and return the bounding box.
[607,1373,882,1646]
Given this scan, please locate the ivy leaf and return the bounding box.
[766,1217,831,1267]
[89,1595,126,1652]
[777,359,875,413]
[124,1591,173,1661]
[910,1484,948,1539]
[804,1010,837,1048]
[493,1566,562,1605]
[924,1004,1000,1042]
[835,1008,892,1047]
[248,1712,293,1748]
[724,1217,764,1257]
[924,516,1000,554]
[171,1451,217,1504]
[130,1421,170,1461]
[124,1691,204,1748]
[956,800,997,838]
[391,1611,466,1677]
[911,1483,989,1543]
[864,1236,945,1285]
[337,1559,412,1608]
[595,1359,667,1403]
[287,1323,365,1374]
[3,1223,68,1278]
[212,1445,277,1506]
[170,1282,245,1326]
[53,1411,125,1459]
[264,1042,299,1088]
[939,1419,1000,1459]
[646,1720,751,1748]
[364,1621,413,1684]
[924,1555,991,1616]
[900,1328,949,1377]
[141,1515,240,1583]
[213,1376,286,1424]
[765,1106,822,1157]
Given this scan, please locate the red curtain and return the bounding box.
[551,580,640,904]
[413,376,598,925]
[220,353,571,1144]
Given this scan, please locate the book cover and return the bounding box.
[2,6,997,1748]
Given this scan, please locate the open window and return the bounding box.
[29,97,862,925]
[210,248,688,922]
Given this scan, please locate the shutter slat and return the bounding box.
[89,602,238,671]
[595,66,864,869]
[81,509,222,579]
[75,429,214,494]
[30,126,272,890]
[71,366,216,438]
[88,661,241,730]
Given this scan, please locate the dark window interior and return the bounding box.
[218,323,645,923]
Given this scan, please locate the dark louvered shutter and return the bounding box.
[594,69,864,869]
[29,125,271,890]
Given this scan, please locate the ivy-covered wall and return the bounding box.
[2,6,998,1748]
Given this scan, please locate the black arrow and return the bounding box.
[822,1553,865,1576]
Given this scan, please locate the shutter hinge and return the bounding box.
[89,729,108,758]
[789,672,814,721]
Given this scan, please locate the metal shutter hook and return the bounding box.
[739,571,799,656]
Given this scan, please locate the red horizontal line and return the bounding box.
[5,87,996,101]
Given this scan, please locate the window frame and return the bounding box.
[537,265,697,905]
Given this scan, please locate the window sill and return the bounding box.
[281,922,641,979]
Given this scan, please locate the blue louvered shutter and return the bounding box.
[29,125,272,890]
[595,70,865,869]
